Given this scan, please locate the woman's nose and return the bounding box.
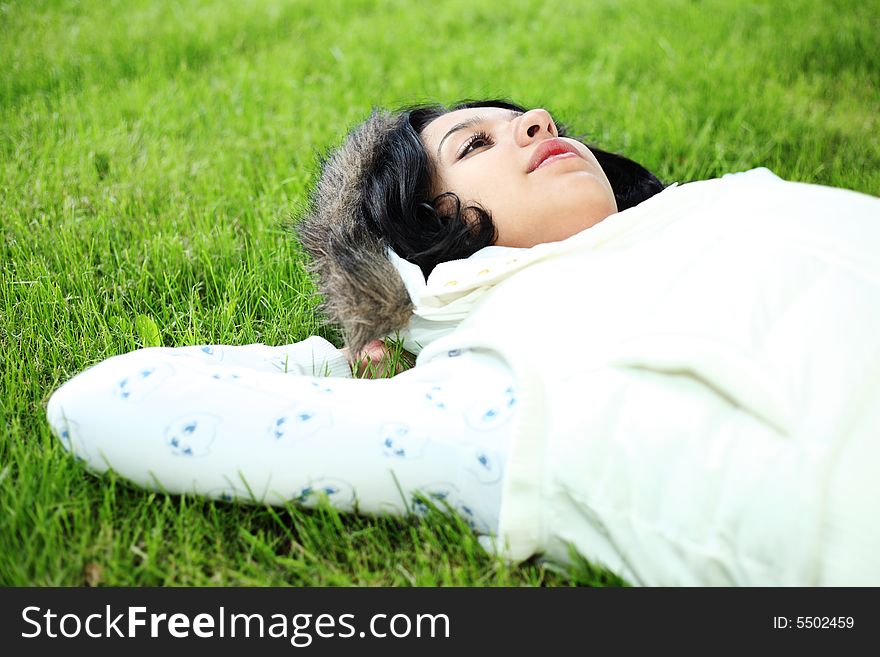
[515,108,558,145]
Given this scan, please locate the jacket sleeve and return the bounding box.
[214,336,352,378]
[144,336,353,378]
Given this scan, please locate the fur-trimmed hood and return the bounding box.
[296,111,414,355]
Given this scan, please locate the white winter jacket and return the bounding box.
[391,168,880,585]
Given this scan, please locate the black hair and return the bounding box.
[361,99,666,278]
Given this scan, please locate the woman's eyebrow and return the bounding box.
[436,109,522,159]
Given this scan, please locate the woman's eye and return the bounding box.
[458,132,493,159]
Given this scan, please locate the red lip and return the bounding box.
[527,138,582,173]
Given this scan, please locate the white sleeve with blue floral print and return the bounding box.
[46,337,516,536]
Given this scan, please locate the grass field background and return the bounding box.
[1,0,877,586]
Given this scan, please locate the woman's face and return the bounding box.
[420,107,618,248]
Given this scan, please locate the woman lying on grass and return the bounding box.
[47,99,880,586]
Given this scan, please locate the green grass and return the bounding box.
[1,0,877,586]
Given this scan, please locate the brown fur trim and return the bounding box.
[296,111,414,355]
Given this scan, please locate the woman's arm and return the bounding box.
[164,336,353,378]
